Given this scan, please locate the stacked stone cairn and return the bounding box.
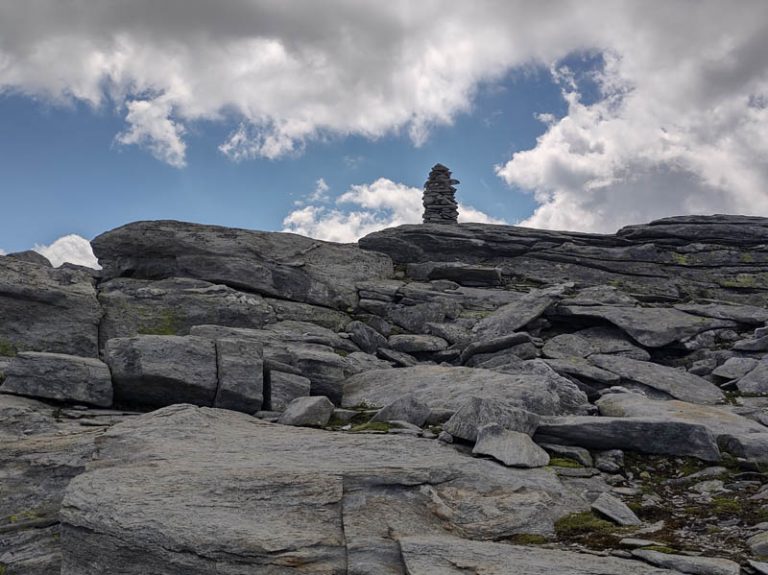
[422,163,459,224]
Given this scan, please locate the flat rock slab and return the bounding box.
[632,549,741,575]
[387,334,448,353]
[342,365,589,416]
[591,492,641,526]
[105,335,218,408]
[0,258,100,357]
[712,357,759,380]
[674,302,768,325]
[735,362,768,394]
[59,405,588,574]
[1,352,113,407]
[92,220,393,310]
[590,354,724,404]
[398,535,677,574]
[444,396,540,442]
[535,416,721,462]
[213,338,264,413]
[473,424,550,468]
[557,305,735,348]
[371,394,431,426]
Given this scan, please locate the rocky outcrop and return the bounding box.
[92,220,393,310]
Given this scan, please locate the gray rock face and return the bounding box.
[346,320,387,354]
[0,352,113,407]
[277,396,334,427]
[735,361,768,394]
[406,261,503,286]
[342,365,590,416]
[387,334,448,353]
[557,305,735,348]
[370,394,431,427]
[105,335,218,408]
[398,535,677,575]
[590,492,641,526]
[472,424,550,468]
[712,357,759,380]
[213,338,264,413]
[59,405,589,574]
[535,416,721,461]
[589,354,725,404]
[443,396,541,442]
[5,249,52,266]
[0,258,101,357]
[267,370,311,411]
[92,220,393,310]
[631,549,741,575]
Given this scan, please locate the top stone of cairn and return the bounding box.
[422,163,459,224]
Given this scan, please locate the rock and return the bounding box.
[473,284,571,340]
[590,354,725,404]
[539,443,594,467]
[591,492,641,526]
[631,550,740,575]
[675,302,768,325]
[542,333,597,359]
[733,336,768,352]
[542,358,621,385]
[443,397,540,442]
[97,277,277,345]
[346,320,387,354]
[265,370,311,412]
[459,332,532,364]
[376,347,419,367]
[718,434,768,465]
[212,338,264,413]
[398,535,678,574]
[595,449,625,473]
[557,305,735,348]
[343,351,392,375]
[750,560,768,574]
[406,261,503,287]
[535,416,721,461]
[277,396,334,427]
[59,405,589,573]
[712,357,759,380]
[472,424,550,468]
[736,362,768,394]
[6,249,52,266]
[342,365,589,416]
[749,531,768,556]
[370,394,431,427]
[1,352,112,408]
[0,257,101,357]
[105,335,218,408]
[437,430,453,443]
[575,326,651,361]
[422,163,459,224]
[92,220,393,310]
[387,334,448,354]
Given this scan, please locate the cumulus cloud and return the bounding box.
[282,178,504,243]
[1,1,767,230]
[0,248,6,256]
[34,235,101,269]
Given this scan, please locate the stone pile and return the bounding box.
[422,163,459,224]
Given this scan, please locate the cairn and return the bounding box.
[422,163,459,224]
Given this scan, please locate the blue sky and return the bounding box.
[1,1,767,265]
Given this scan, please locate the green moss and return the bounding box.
[7,509,42,523]
[642,545,676,554]
[507,533,550,545]
[547,457,584,468]
[349,421,390,433]
[137,309,185,336]
[334,349,349,357]
[740,252,755,263]
[0,338,17,357]
[0,562,7,575]
[719,273,763,288]
[554,511,614,538]
[671,253,690,265]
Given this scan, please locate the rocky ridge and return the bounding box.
[3,215,768,573]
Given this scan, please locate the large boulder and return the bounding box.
[0,352,113,407]
[213,338,264,413]
[342,365,590,416]
[0,257,100,357]
[105,335,218,408]
[92,220,393,310]
[59,405,589,574]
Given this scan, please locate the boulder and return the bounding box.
[406,261,503,287]
[370,394,431,427]
[92,220,393,310]
[542,358,621,385]
[472,424,550,468]
[5,250,52,266]
[573,326,651,361]
[542,333,597,359]
[590,354,724,404]
[459,332,532,364]
[735,362,768,394]
[711,357,759,380]
[387,334,448,354]
[59,405,589,573]
[0,257,100,357]
[213,338,264,413]
[342,365,590,416]
[0,352,112,408]
[674,302,768,325]
[346,320,387,354]
[105,335,218,408]
[632,549,741,575]
[443,397,540,442]
[591,492,641,526]
[267,370,311,412]
[557,305,735,348]
[534,416,721,461]
[277,396,334,427]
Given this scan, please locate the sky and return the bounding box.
[1,1,767,267]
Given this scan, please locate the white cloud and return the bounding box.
[282,177,504,243]
[115,97,187,168]
[34,235,101,269]
[0,248,5,256]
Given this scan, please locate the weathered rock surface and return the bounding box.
[632,549,741,575]
[0,257,101,357]
[443,396,540,442]
[472,424,550,468]
[213,338,264,413]
[342,365,590,416]
[277,396,334,427]
[92,220,393,309]
[59,405,589,574]
[0,352,113,407]
[591,492,641,526]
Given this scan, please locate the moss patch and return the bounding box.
[137,309,185,336]
[0,338,17,357]
[554,511,614,538]
[506,533,550,545]
[547,457,584,468]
